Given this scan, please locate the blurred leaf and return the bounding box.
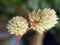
[28,0,39,10]
[14,7,30,23]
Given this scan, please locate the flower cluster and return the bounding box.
[7,16,28,36]
[29,8,58,33]
[7,8,58,36]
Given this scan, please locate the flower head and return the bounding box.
[29,8,58,33]
[7,16,28,36]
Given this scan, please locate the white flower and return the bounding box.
[29,8,58,33]
[7,16,28,36]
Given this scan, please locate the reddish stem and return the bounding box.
[26,27,31,32]
[14,35,21,45]
[14,27,30,45]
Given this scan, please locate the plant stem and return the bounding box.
[14,27,30,45]
[29,33,44,45]
[14,35,21,45]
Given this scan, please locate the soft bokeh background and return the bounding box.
[0,0,60,45]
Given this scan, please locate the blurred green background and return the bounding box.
[0,0,60,45]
